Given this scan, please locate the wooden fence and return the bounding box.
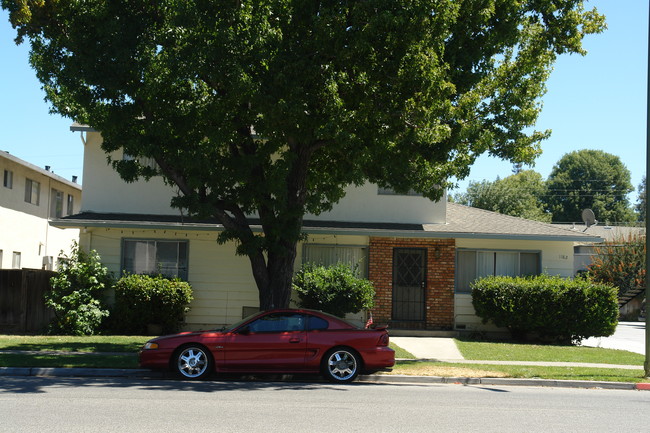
[0,269,55,333]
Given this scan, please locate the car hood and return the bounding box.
[148,330,227,343]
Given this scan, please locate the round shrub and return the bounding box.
[471,274,618,344]
[46,243,112,335]
[111,274,193,335]
[292,263,375,317]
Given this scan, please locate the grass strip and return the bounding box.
[454,338,645,366]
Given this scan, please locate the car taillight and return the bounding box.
[377,333,389,347]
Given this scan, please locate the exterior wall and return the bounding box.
[453,238,576,332]
[369,237,455,330]
[0,153,81,270]
[80,131,446,224]
[80,227,260,330]
[80,132,179,215]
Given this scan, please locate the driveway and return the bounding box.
[581,321,646,355]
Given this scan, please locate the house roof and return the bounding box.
[1,150,82,190]
[554,223,645,243]
[52,202,602,242]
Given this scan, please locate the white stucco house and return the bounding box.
[1,151,82,271]
[53,126,602,331]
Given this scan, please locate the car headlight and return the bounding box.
[143,342,159,350]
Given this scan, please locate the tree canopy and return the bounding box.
[545,149,635,224]
[3,0,605,309]
[454,170,551,222]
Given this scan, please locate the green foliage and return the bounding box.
[45,243,112,335]
[636,176,646,222]
[587,234,646,299]
[471,275,618,344]
[292,263,375,318]
[545,149,635,223]
[4,1,605,308]
[454,170,551,222]
[111,274,193,335]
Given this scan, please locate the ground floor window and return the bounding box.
[122,239,189,280]
[456,249,540,293]
[302,244,368,278]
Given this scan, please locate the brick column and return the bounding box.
[368,237,456,330]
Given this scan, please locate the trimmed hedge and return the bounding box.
[471,275,618,343]
[111,274,193,335]
[292,263,375,317]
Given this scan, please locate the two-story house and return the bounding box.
[54,126,602,332]
[1,151,82,270]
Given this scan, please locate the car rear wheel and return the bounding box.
[322,348,361,383]
[174,345,213,380]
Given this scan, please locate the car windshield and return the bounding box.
[217,312,261,332]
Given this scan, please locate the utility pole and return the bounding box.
[645,0,650,379]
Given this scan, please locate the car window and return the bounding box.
[306,315,329,331]
[247,313,304,333]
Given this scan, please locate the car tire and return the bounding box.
[174,345,213,380]
[322,347,361,383]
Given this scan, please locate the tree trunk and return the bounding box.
[253,244,298,310]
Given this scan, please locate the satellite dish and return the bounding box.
[581,209,597,230]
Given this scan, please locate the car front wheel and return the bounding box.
[174,345,213,380]
[322,348,361,383]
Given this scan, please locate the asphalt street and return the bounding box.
[1,376,648,433]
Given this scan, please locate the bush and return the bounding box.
[45,242,112,335]
[111,274,193,335]
[471,274,618,344]
[587,233,645,298]
[292,263,375,317]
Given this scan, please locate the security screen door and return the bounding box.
[392,248,426,321]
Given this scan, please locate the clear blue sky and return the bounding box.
[1,1,648,204]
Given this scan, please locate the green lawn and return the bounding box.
[454,338,645,366]
[0,335,150,353]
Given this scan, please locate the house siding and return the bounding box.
[81,228,259,329]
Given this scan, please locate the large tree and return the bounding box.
[636,175,646,223]
[3,1,604,309]
[454,170,551,222]
[545,149,635,224]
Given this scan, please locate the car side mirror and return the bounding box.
[238,326,250,335]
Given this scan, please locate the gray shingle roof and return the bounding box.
[54,203,602,242]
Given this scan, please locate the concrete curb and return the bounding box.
[1,366,648,391]
[360,374,647,391]
[0,366,161,379]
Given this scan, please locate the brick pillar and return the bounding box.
[368,237,456,330]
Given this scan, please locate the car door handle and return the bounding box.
[289,338,302,343]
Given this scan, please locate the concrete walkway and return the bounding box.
[391,336,464,361]
[581,321,646,355]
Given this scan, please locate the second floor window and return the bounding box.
[24,179,40,205]
[3,170,12,189]
[50,189,64,218]
[67,194,75,216]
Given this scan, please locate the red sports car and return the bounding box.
[139,309,395,382]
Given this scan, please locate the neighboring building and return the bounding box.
[0,151,82,270]
[54,127,602,332]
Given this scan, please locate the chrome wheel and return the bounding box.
[323,349,360,383]
[176,346,211,379]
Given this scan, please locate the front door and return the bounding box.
[392,248,426,321]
